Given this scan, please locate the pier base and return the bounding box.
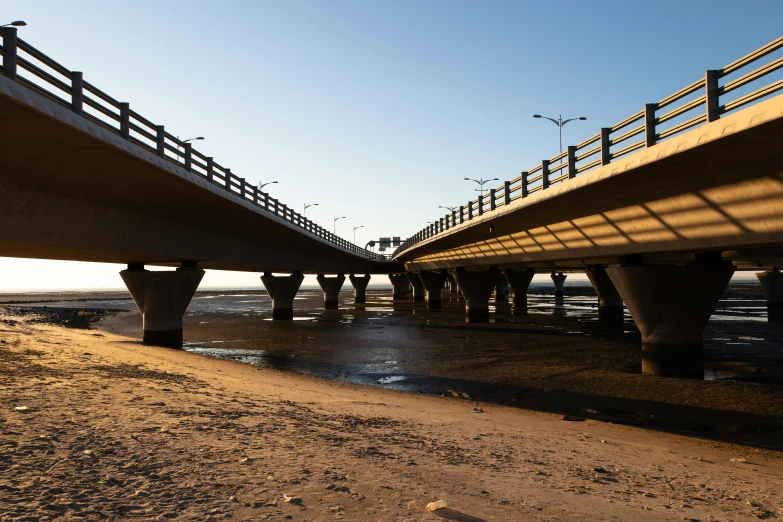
[550,272,567,298]
[120,264,204,348]
[607,263,734,378]
[418,271,449,309]
[494,272,508,302]
[504,269,534,309]
[317,274,346,309]
[408,273,426,303]
[389,274,410,300]
[451,268,498,323]
[349,274,371,304]
[757,268,783,321]
[261,272,304,320]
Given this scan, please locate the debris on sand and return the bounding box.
[426,499,447,511]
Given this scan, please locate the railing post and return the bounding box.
[156,126,165,157]
[206,157,214,182]
[240,178,246,198]
[264,192,269,211]
[600,128,611,165]
[252,185,258,204]
[459,206,464,224]
[705,70,720,122]
[439,217,444,232]
[489,188,496,211]
[183,143,192,171]
[521,172,529,198]
[567,146,577,179]
[644,103,657,147]
[541,160,550,190]
[274,199,279,215]
[225,168,232,189]
[120,103,130,140]
[468,202,473,220]
[2,27,18,80]
[71,72,83,115]
[504,181,511,205]
[451,210,456,227]
[478,195,484,216]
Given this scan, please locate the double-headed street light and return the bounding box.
[259,181,278,191]
[533,114,587,153]
[439,205,457,213]
[1,21,26,27]
[464,177,499,198]
[334,216,345,234]
[353,225,364,244]
[303,202,318,216]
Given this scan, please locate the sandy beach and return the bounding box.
[2,306,783,521]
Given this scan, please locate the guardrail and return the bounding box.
[0,28,387,263]
[394,36,783,258]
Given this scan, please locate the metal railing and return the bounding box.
[0,28,387,263]
[394,36,783,258]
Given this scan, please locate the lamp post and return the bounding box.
[303,203,318,216]
[259,181,278,191]
[533,114,587,153]
[176,136,204,160]
[464,177,499,197]
[353,225,364,244]
[439,205,457,213]
[334,216,345,234]
[1,21,26,27]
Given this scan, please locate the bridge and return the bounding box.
[1,27,782,378]
[393,37,783,378]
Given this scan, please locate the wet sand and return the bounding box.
[73,284,783,451]
[1,307,782,521]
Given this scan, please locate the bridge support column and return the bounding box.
[585,265,624,315]
[451,268,498,323]
[494,272,508,302]
[407,273,426,303]
[550,272,567,297]
[504,269,535,308]
[317,274,346,309]
[389,274,410,300]
[120,264,204,348]
[349,274,371,304]
[418,271,449,309]
[261,272,304,320]
[447,273,459,294]
[607,263,735,378]
[757,268,783,320]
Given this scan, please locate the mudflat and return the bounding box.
[1,307,782,521]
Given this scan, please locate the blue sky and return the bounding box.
[1,0,780,289]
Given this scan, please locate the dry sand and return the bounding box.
[1,308,782,521]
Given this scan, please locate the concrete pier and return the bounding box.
[418,271,449,309]
[407,273,426,303]
[550,272,567,297]
[447,273,459,294]
[494,271,508,302]
[389,274,410,300]
[348,274,371,304]
[607,263,735,378]
[317,274,346,309]
[504,269,535,309]
[120,264,204,348]
[261,272,305,320]
[585,266,623,310]
[451,268,498,323]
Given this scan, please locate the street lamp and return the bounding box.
[334,216,345,234]
[439,205,457,212]
[176,136,204,160]
[533,114,587,153]
[353,225,364,244]
[1,21,26,27]
[259,181,278,191]
[303,202,318,216]
[464,177,499,197]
